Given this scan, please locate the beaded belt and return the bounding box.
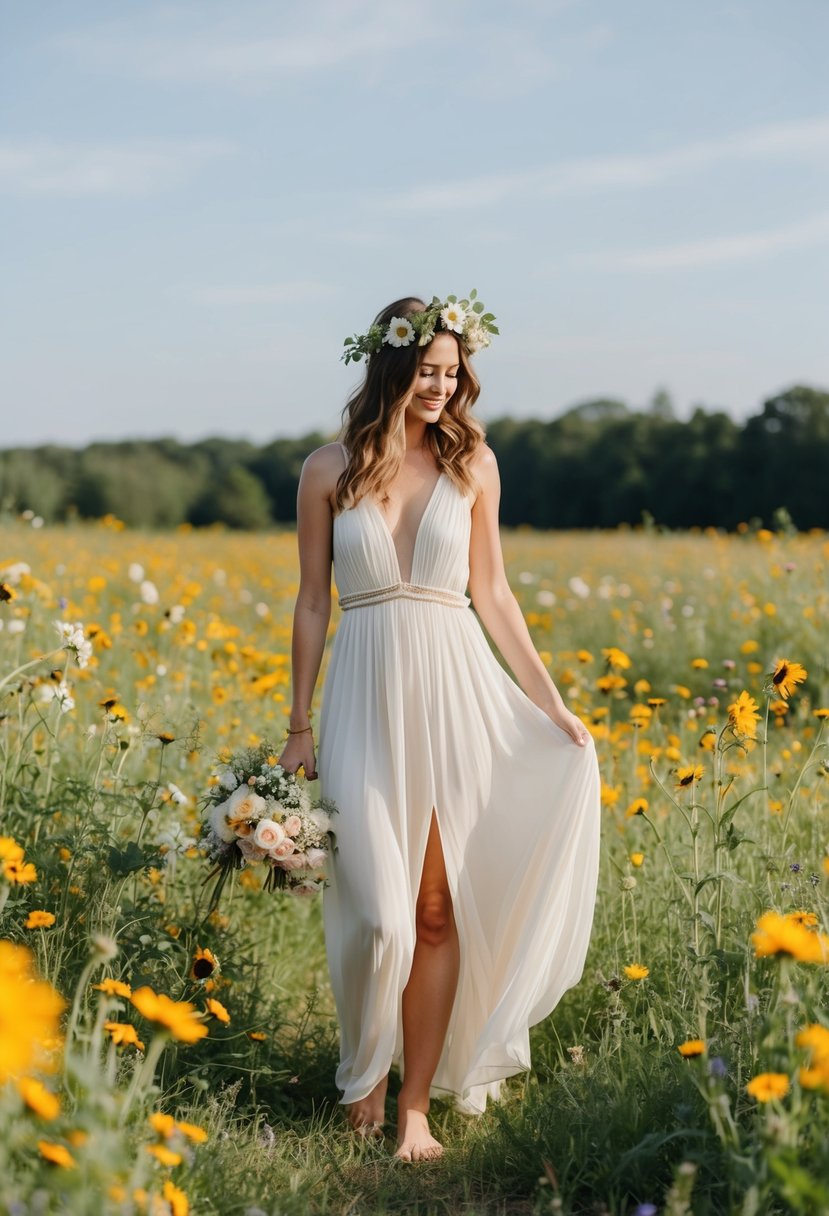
[338,582,470,611]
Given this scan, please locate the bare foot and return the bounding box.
[346,1076,388,1138]
[394,1108,444,1162]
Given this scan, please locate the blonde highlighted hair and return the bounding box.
[334,296,486,513]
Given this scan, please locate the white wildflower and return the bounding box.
[139,580,159,605]
[384,317,415,348]
[54,620,93,667]
[128,562,144,583]
[215,765,238,791]
[440,303,466,333]
[168,604,186,624]
[7,619,26,635]
[0,562,30,585]
[167,782,189,805]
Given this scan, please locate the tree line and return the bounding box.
[2,384,827,531]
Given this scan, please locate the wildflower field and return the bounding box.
[1,518,828,1216]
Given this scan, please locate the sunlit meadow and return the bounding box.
[1,515,828,1216]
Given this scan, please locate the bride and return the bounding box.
[279,293,600,1161]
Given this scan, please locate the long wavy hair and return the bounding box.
[334,296,486,513]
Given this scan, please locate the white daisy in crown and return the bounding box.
[384,317,415,348]
[440,302,467,333]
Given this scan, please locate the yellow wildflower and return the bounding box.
[93,978,132,998]
[146,1143,182,1167]
[206,997,230,1025]
[0,942,65,1083]
[104,1021,145,1051]
[38,1140,76,1168]
[771,659,807,699]
[746,1073,790,1102]
[751,911,829,963]
[727,691,761,739]
[17,1077,60,1120]
[678,1039,706,1058]
[130,988,208,1044]
[675,765,704,788]
[25,910,56,930]
[623,963,649,980]
[602,647,631,670]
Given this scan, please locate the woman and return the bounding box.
[279,294,600,1162]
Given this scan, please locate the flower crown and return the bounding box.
[341,290,498,366]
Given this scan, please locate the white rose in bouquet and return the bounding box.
[226,784,268,828]
[253,818,286,851]
[305,847,328,869]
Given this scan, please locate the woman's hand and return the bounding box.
[278,732,318,781]
[546,702,591,747]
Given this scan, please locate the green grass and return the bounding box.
[1,521,829,1214]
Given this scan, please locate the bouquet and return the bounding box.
[200,740,336,914]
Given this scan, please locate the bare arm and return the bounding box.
[278,445,340,776]
[467,445,589,747]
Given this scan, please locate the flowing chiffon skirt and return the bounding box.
[318,447,601,1114]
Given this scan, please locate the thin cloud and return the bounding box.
[0,139,232,196]
[190,281,336,306]
[59,5,434,82]
[379,116,829,212]
[581,211,829,272]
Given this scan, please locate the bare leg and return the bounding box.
[395,811,459,1162]
[346,1074,388,1137]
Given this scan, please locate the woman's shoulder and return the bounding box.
[302,441,347,479]
[299,443,347,507]
[468,441,499,485]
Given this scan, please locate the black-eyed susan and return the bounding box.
[156,731,176,746]
[625,798,648,818]
[691,658,709,670]
[814,708,829,720]
[248,1030,267,1042]
[24,910,55,930]
[746,1073,789,1102]
[190,947,219,981]
[149,1111,177,1138]
[675,765,704,788]
[576,649,594,663]
[771,659,807,700]
[647,697,667,707]
[0,582,16,602]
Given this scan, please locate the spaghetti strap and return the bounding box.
[338,441,349,464]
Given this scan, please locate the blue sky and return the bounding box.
[2,0,828,446]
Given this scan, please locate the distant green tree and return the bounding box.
[188,465,273,530]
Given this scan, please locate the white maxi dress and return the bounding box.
[318,443,601,1115]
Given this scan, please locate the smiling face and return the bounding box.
[405,332,460,423]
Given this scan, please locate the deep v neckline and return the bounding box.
[367,472,446,585]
